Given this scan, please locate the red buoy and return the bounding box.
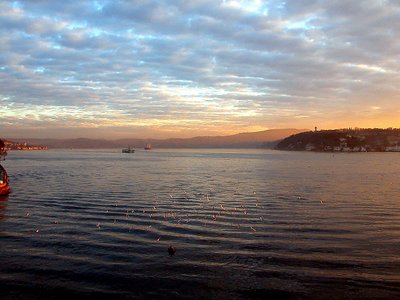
[0,164,10,196]
[0,139,10,196]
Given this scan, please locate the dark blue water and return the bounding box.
[1,149,400,299]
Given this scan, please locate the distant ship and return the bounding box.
[144,144,152,150]
[122,146,135,153]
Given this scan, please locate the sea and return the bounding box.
[0,149,400,299]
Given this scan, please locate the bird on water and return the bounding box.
[168,245,176,256]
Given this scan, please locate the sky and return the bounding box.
[1,0,400,139]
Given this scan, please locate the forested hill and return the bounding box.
[275,128,400,152]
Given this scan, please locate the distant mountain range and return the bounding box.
[7,129,306,149]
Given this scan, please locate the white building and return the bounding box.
[386,145,400,152]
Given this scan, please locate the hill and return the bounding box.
[275,128,400,152]
[8,129,306,149]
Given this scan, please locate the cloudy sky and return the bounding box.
[1,0,400,139]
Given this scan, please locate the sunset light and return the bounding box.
[1,1,400,138]
[2,2,400,299]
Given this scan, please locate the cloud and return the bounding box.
[1,0,400,138]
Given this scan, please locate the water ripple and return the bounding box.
[1,149,400,299]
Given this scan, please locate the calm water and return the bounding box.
[1,149,400,299]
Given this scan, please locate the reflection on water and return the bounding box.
[0,197,7,221]
[0,149,400,299]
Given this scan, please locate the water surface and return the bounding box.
[1,149,400,299]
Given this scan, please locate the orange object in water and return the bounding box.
[0,164,10,196]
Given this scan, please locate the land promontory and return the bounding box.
[275,128,400,152]
[2,140,48,151]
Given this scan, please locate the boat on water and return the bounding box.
[122,146,135,153]
[144,143,152,150]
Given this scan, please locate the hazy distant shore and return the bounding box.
[6,129,306,149]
